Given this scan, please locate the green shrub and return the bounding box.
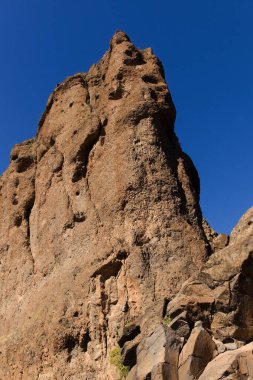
[109,346,129,379]
[163,315,172,325]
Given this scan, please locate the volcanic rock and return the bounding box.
[0,31,209,380]
[0,31,252,380]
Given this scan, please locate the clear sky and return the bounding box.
[0,0,252,234]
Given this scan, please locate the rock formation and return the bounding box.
[0,31,252,380]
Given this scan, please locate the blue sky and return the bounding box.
[0,0,252,234]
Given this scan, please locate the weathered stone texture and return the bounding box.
[0,32,208,379]
[0,31,252,380]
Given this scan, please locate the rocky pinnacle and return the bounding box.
[0,32,227,379]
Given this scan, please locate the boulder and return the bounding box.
[178,324,215,379]
[199,342,253,379]
[129,325,182,380]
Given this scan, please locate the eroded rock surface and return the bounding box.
[0,32,209,379]
[0,31,252,380]
[131,207,253,379]
[178,324,215,380]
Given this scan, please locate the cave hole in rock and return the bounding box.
[125,49,133,57]
[66,354,72,363]
[16,157,34,173]
[223,337,234,344]
[122,343,138,368]
[11,154,18,161]
[24,201,34,221]
[108,86,124,100]
[118,325,141,348]
[99,121,107,146]
[24,198,35,239]
[92,256,126,281]
[162,298,170,318]
[116,72,124,81]
[14,215,22,227]
[150,89,158,101]
[101,117,108,129]
[74,212,86,223]
[80,330,91,352]
[63,335,78,354]
[72,169,83,183]
[142,74,158,84]
[72,130,101,183]
[123,50,145,66]
[12,198,18,206]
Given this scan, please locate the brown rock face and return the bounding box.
[1,30,253,380]
[137,207,253,380]
[178,325,215,380]
[0,31,209,379]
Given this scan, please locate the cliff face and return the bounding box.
[0,32,251,380]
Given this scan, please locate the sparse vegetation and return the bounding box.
[109,346,129,379]
[163,314,172,325]
[124,322,133,329]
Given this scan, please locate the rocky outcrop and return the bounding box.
[199,342,253,379]
[178,324,215,380]
[130,207,253,379]
[0,31,252,380]
[0,31,209,379]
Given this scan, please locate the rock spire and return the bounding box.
[1,32,251,380]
